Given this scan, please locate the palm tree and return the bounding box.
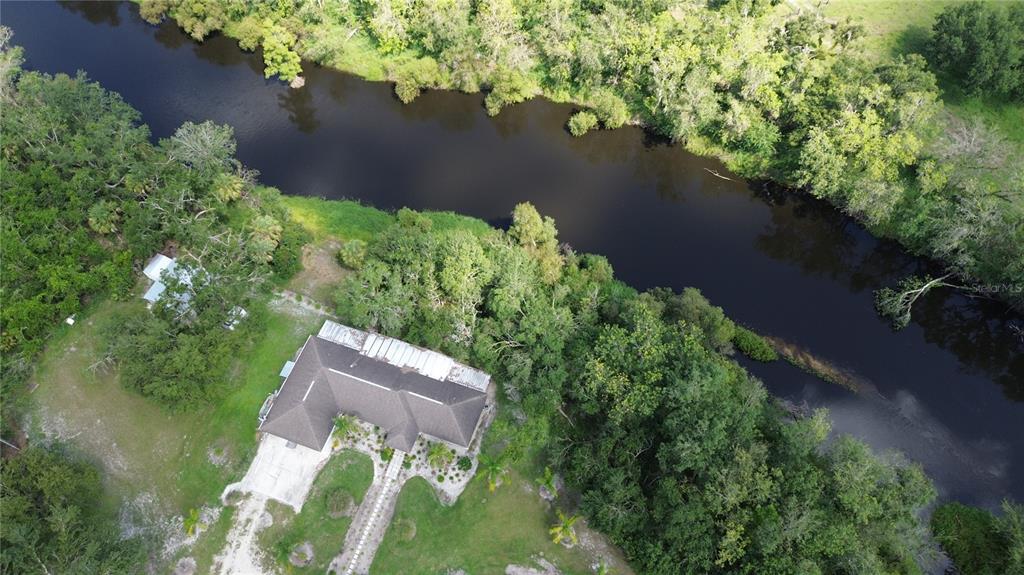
[184,508,202,537]
[333,414,355,439]
[549,509,579,546]
[535,466,558,499]
[477,453,508,493]
[426,441,455,469]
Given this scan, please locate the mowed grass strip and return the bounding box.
[258,450,375,573]
[371,467,596,575]
[282,196,494,242]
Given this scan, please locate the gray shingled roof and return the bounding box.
[260,335,488,452]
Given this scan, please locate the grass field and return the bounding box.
[822,0,1024,150]
[258,450,374,573]
[29,296,326,531]
[372,464,603,575]
[282,196,494,241]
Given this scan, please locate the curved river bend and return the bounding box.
[5,1,1022,507]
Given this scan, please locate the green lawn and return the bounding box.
[282,196,494,242]
[372,465,598,575]
[823,0,958,60]
[258,450,375,573]
[822,0,1024,151]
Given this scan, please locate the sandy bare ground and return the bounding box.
[286,239,347,305]
[215,494,270,575]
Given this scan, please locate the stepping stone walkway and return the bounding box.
[332,452,406,575]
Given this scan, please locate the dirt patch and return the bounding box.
[208,441,231,467]
[286,239,348,306]
[215,494,271,575]
[288,541,314,567]
[573,517,635,575]
[174,557,197,575]
[506,557,562,575]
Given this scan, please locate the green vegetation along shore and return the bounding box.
[2,26,1023,575]
[137,0,1023,318]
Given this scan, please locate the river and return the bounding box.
[4,1,1022,507]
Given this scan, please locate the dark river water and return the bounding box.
[4,1,1022,507]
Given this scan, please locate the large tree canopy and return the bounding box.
[333,201,937,573]
[928,1,1024,99]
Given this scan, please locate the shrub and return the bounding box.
[232,15,263,52]
[325,489,354,518]
[733,326,778,362]
[567,110,598,137]
[657,287,736,353]
[931,502,1006,575]
[589,89,630,129]
[457,456,472,471]
[392,57,441,104]
[380,446,394,462]
[337,239,367,269]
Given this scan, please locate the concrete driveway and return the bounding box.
[222,433,332,512]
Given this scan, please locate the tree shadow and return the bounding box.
[58,1,121,26]
[893,24,931,57]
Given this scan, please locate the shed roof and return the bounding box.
[143,253,176,282]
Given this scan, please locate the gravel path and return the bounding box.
[330,454,406,575]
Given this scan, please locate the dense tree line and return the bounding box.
[0,35,306,418]
[334,202,936,573]
[0,37,308,572]
[0,445,146,574]
[143,0,1023,314]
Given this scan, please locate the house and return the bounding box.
[259,320,491,453]
[141,253,246,329]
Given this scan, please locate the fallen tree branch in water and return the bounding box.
[703,168,734,181]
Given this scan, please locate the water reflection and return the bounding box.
[278,82,319,133]
[916,291,1024,401]
[59,1,120,26]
